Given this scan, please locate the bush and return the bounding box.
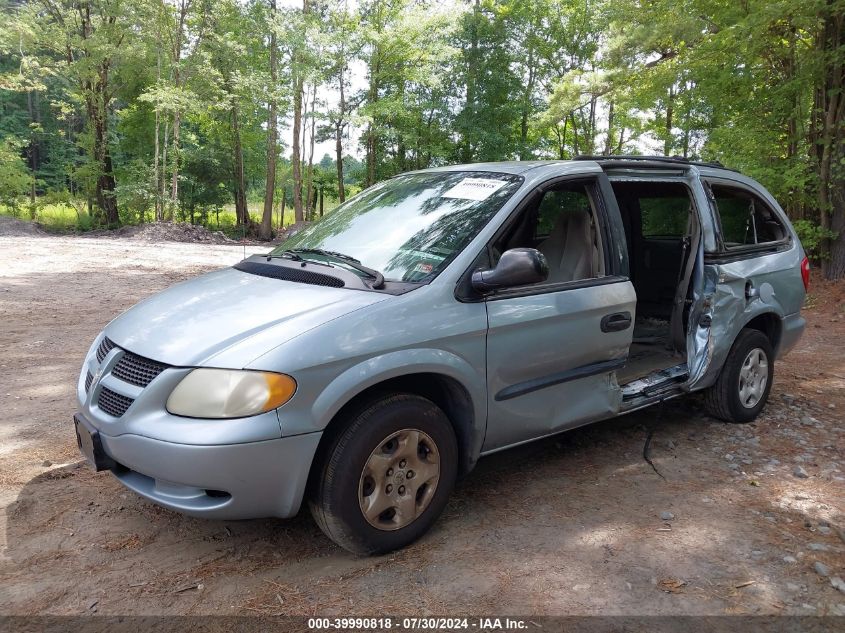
[0,137,31,212]
[793,219,837,262]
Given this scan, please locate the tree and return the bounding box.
[0,137,31,210]
[324,0,360,202]
[260,0,280,240]
[26,0,137,225]
[284,0,316,222]
[196,0,266,228]
[810,0,845,278]
[0,0,841,267]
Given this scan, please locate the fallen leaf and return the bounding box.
[658,578,687,593]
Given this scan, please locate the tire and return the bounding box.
[308,393,458,555]
[704,328,774,423]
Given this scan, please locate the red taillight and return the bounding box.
[800,256,810,292]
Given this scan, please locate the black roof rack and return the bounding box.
[574,154,736,171]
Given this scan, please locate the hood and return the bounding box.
[105,267,388,367]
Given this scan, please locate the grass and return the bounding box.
[1,196,343,237]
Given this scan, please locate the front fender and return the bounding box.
[311,348,487,453]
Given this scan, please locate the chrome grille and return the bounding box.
[96,337,115,363]
[97,386,134,418]
[112,352,167,387]
[85,371,94,393]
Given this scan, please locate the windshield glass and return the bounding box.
[271,171,523,283]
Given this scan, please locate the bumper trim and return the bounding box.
[95,429,322,519]
[115,470,233,512]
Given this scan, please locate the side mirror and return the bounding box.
[471,248,549,292]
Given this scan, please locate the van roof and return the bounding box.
[410,155,740,177]
[574,154,740,172]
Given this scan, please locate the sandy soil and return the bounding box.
[0,234,843,617]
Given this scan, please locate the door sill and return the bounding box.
[620,362,688,411]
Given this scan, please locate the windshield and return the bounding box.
[272,171,523,283]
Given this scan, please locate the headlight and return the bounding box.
[166,369,296,419]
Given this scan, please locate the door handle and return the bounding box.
[601,311,632,333]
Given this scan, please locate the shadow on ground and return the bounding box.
[8,397,842,616]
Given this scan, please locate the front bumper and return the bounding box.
[81,414,322,519]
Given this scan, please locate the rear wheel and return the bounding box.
[704,328,774,423]
[309,394,458,555]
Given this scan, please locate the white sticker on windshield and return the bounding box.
[441,178,508,201]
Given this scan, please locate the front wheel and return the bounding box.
[704,328,774,423]
[309,394,458,555]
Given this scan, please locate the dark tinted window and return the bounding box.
[711,184,786,247]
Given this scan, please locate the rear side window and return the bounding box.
[710,184,787,248]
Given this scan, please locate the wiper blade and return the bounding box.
[289,248,360,263]
[266,250,303,262]
[287,249,385,289]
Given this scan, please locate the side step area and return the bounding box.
[620,363,688,411]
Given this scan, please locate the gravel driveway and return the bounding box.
[1,233,843,616]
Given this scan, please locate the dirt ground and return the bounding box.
[0,232,843,617]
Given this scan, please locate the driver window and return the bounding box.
[493,182,605,285]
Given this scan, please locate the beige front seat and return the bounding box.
[539,208,597,283]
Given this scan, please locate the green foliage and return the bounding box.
[0,0,842,268]
[639,197,690,238]
[0,137,30,210]
[793,220,838,261]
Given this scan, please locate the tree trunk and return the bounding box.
[664,85,675,156]
[154,44,162,222]
[829,197,845,279]
[26,89,39,204]
[365,56,379,187]
[260,0,278,241]
[461,0,480,163]
[87,91,119,225]
[814,1,845,280]
[305,83,317,218]
[335,56,346,202]
[557,118,567,159]
[366,64,378,187]
[231,106,249,228]
[76,5,119,226]
[154,107,161,221]
[366,123,377,186]
[292,78,304,221]
[170,109,180,210]
[604,100,614,156]
[169,1,191,214]
[161,117,169,220]
[279,188,286,230]
[519,42,536,160]
[335,124,345,202]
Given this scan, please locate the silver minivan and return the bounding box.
[74,157,808,554]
